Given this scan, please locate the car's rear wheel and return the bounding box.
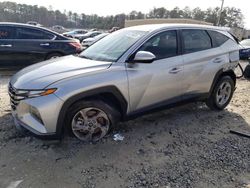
[46,53,62,60]
[66,100,119,142]
[206,76,235,110]
[244,64,250,80]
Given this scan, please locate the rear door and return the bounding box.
[181,29,225,96]
[0,26,16,67]
[13,26,56,66]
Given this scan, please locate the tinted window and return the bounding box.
[139,30,178,59]
[0,26,15,39]
[16,27,55,40]
[182,29,212,54]
[207,30,229,47]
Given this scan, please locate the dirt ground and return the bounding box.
[0,68,250,188]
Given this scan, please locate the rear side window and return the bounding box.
[207,30,229,47]
[182,29,212,54]
[139,30,178,59]
[16,27,55,40]
[0,26,15,39]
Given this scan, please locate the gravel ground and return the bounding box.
[0,68,250,188]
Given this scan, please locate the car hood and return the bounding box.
[10,55,112,90]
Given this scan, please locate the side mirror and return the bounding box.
[133,51,156,63]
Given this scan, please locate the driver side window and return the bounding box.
[139,30,178,60]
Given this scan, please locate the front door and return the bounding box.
[126,30,184,112]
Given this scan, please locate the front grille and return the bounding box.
[8,83,26,110]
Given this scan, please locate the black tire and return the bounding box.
[65,99,120,142]
[206,76,235,110]
[46,53,62,60]
[244,64,250,80]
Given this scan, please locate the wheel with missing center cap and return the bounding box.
[65,100,120,142]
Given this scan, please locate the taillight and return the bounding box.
[69,42,82,51]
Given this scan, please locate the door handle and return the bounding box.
[169,67,182,74]
[213,58,223,63]
[40,43,50,46]
[0,44,12,47]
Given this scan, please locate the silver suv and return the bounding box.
[9,24,240,141]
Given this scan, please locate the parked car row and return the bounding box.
[81,33,109,49]
[26,22,116,49]
[0,22,82,68]
[63,29,88,38]
[62,27,119,43]
[0,22,116,68]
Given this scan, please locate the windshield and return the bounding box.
[80,29,148,62]
[240,39,250,47]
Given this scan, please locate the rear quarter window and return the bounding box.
[0,26,15,39]
[207,30,229,47]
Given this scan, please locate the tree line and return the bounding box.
[0,1,244,29]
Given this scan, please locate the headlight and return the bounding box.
[16,88,57,98]
[28,89,57,97]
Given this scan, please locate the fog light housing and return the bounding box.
[29,106,44,125]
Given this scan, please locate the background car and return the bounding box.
[0,22,82,68]
[81,33,109,48]
[26,21,42,27]
[63,29,88,38]
[109,27,120,33]
[240,39,250,60]
[51,25,67,34]
[77,31,102,42]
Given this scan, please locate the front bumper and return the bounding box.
[10,93,64,139]
[12,114,60,139]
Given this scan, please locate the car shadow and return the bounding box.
[0,102,249,187]
[0,102,249,147]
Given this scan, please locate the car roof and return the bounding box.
[124,23,227,32]
[0,22,62,36]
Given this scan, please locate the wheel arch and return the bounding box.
[209,69,236,97]
[55,86,128,136]
[45,51,65,60]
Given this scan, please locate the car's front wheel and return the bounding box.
[66,100,119,142]
[206,76,235,110]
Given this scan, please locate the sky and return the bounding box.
[2,0,250,28]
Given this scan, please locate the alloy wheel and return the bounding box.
[216,81,232,106]
[71,107,110,141]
